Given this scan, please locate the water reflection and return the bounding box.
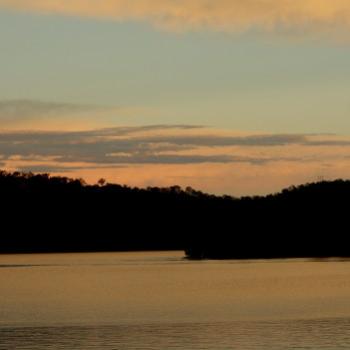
[1,318,350,350]
[2,252,350,349]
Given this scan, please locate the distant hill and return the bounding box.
[0,170,349,258]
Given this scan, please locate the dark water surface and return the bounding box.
[1,252,350,349]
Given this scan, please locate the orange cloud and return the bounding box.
[2,125,350,196]
[1,0,350,34]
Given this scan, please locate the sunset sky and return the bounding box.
[1,0,350,195]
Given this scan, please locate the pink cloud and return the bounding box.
[1,0,350,34]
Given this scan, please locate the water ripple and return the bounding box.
[1,318,350,350]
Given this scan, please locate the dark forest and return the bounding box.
[0,170,349,259]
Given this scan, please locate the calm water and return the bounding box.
[1,252,350,349]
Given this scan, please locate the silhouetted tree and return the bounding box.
[97,178,106,187]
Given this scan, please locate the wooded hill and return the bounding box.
[0,171,349,259]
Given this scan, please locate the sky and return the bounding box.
[1,0,350,196]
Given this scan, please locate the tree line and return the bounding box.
[0,170,349,259]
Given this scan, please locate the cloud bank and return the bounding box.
[1,124,350,195]
[1,0,350,34]
[0,125,349,167]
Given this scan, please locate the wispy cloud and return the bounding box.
[0,100,95,121]
[0,99,155,131]
[1,0,350,35]
[306,140,350,146]
[132,134,308,147]
[0,125,234,165]
[0,125,349,168]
